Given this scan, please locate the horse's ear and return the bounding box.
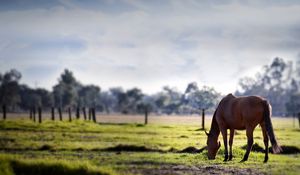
[218,141,221,148]
[204,130,209,136]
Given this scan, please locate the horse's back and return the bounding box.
[216,94,266,129]
[239,96,265,126]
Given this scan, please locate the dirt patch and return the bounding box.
[126,163,264,175]
[241,143,300,154]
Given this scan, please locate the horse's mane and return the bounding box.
[209,108,220,137]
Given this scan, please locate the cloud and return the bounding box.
[0,0,299,94]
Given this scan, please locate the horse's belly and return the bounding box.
[235,125,246,130]
[227,123,245,130]
[227,119,246,130]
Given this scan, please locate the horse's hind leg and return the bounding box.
[229,129,235,161]
[220,128,228,161]
[241,127,254,162]
[260,123,269,163]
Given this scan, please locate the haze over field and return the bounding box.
[0,0,300,94]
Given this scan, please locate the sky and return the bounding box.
[0,0,299,95]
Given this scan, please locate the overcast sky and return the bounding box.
[0,0,299,94]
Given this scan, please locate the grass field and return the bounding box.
[0,114,299,175]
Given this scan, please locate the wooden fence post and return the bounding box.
[38,107,42,123]
[144,106,148,125]
[92,108,96,123]
[88,108,92,120]
[2,105,6,120]
[33,107,36,122]
[201,109,205,130]
[82,107,87,120]
[58,107,62,121]
[29,108,33,120]
[68,107,72,122]
[51,107,55,121]
[76,107,80,119]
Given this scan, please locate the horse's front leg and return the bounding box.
[241,127,254,162]
[220,128,228,161]
[229,129,235,161]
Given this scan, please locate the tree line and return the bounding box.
[1,57,300,116]
[0,69,221,115]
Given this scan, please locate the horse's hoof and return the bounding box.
[223,158,228,162]
[223,155,228,162]
[240,159,247,163]
[263,156,268,163]
[228,155,233,161]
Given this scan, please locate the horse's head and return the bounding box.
[205,130,221,160]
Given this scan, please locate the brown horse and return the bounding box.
[206,94,281,162]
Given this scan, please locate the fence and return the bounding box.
[2,105,97,123]
[1,105,210,128]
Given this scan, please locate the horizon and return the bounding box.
[1,0,299,95]
[0,64,282,95]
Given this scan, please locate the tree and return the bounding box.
[19,85,53,110]
[53,84,64,108]
[78,85,100,108]
[0,69,22,111]
[185,84,220,113]
[99,91,115,114]
[137,95,157,114]
[154,86,182,114]
[236,57,294,115]
[285,60,300,116]
[53,69,79,109]
[109,87,125,112]
[35,88,53,108]
[19,85,41,110]
[125,88,144,113]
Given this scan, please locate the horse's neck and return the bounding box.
[209,115,220,138]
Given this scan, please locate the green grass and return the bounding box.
[0,154,115,175]
[0,117,299,174]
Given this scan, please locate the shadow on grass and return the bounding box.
[175,146,206,154]
[241,143,300,154]
[98,144,207,154]
[3,142,299,155]
[98,145,159,152]
[38,144,55,151]
[2,143,208,154]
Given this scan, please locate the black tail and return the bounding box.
[263,100,282,153]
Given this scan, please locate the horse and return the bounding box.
[205,93,281,162]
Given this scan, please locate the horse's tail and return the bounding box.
[263,100,282,153]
